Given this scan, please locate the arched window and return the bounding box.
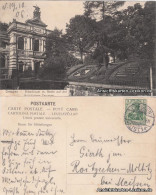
[18,37,24,50]
[34,39,39,51]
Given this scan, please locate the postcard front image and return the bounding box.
[0,1,155,96]
[0,1,156,195]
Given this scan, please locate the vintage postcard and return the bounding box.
[0,1,155,96]
[0,97,156,194]
[0,1,156,195]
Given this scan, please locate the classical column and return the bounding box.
[23,63,25,72]
[43,40,45,52]
[27,37,30,50]
[31,60,34,71]
[5,55,8,68]
[24,37,27,50]
[30,38,33,50]
[39,39,42,52]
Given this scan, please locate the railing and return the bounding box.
[17,49,33,56]
[10,48,45,59]
[33,51,44,57]
[15,49,44,57]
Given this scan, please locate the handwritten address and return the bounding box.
[68,133,153,188]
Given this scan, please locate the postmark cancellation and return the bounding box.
[125,99,155,133]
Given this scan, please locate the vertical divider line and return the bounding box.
[66,126,67,192]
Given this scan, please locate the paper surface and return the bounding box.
[0,1,155,95]
[0,1,156,194]
[0,97,155,195]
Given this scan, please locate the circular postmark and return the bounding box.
[125,102,155,133]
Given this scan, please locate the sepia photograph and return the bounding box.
[0,1,156,194]
[0,1,155,96]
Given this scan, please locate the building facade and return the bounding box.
[0,22,9,79]
[0,6,51,78]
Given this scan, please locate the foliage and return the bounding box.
[19,68,34,78]
[139,2,156,60]
[0,22,9,48]
[0,22,8,31]
[40,1,156,79]
[113,2,156,62]
[82,1,125,65]
[41,28,81,80]
[84,54,99,65]
[84,1,125,20]
[66,15,97,62]
[71,1,155,65]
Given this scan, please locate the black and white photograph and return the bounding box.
[0,1,155,95]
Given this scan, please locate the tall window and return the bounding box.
[34,39,39,51]
[19,62,24,73]
[18,37,24,50]
[29,38,32,50]
[0,54,5,68]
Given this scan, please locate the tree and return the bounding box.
[66,15,96,63]
[40,28,80,80]
[83,1,125,66]
[139,2,156,61]
[113,2,156,61]
[84,1,125,20]
[45,28,65,58]
[0,22,8,32]
[0,22,8,47]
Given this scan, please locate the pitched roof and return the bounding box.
[26,18,47,27]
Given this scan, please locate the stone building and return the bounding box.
[0,22,9,78]
[0,6,51,78]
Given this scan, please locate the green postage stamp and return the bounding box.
[125,99,155,133]
[125,99,147,126]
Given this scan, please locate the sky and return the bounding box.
[0,1,145,32]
